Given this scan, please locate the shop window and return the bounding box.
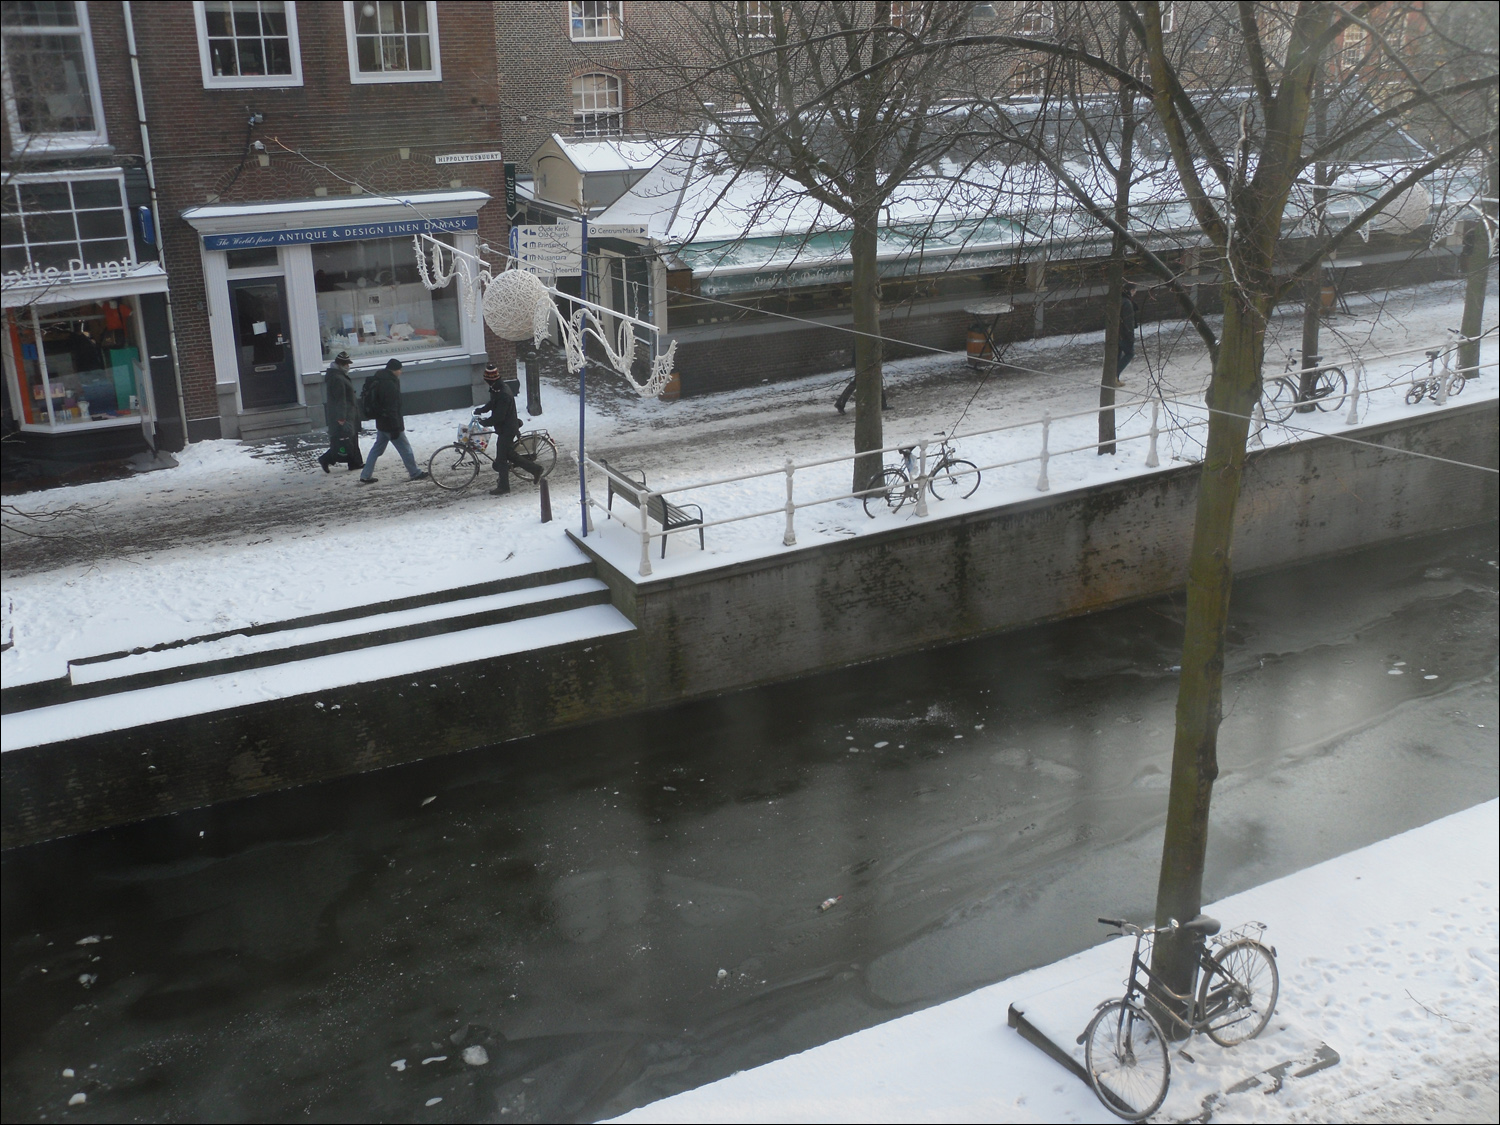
[313,235,459,363]
[2,173,133,280]
[4,299,143,428]
[573,73,623,137]
[569,1,622,41]
[0,0,107,152]
[345,0,441,83]
[194,1,303,89]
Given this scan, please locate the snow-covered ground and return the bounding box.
[2,280,1493,689]
[611,800,1500,1124]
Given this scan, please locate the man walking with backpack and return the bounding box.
[358,358,427,484]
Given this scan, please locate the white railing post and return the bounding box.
[1249,402,1265,448]
[638,488,653,577]
[1436,348,1451,405]
[915,440,930,517]
[1036,412,1051,492]
[1345,364,1362,425]
[782,456,797,546]
[1146,397,1160,467]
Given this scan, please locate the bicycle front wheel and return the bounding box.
[929,458,980,501]
[1083,1000,1170,1121]
[1448,374,1467,398]
[427,444,481,492]
[1264,377,1298,423]
[863,468,912,517]
[513,431,558,481]
[1198,939,1279,1047]
[1406,382,1428,405]
[1313,366,1347,412]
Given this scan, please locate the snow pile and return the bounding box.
[611,800,1499,1124]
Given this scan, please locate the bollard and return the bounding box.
[1036,412,1051,492]
[782,457,796,546]
[638,489,653,577]
[915,440,929,517]
[1345,365,1362,425]
[539,477,552,523]
[1250,402,1265,448]
[1146,398,1160,468]
[1436,349,1450,406]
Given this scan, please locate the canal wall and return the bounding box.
[3,399,1495,847]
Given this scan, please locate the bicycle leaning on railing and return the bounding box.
[1405,341,1468,405]
[1080,914,1279,1120]
[426,420,558,492]
[1261,350,1348,424]
[862,438,981,517]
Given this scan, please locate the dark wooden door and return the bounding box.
[228,277,297,409]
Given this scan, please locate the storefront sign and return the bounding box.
[435,151,504,165]
[504,162,518,219]
[202,215,478,251]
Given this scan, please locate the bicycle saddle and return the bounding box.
[1183,914,1221,936]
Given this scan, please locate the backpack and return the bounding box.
[359,375,378,420]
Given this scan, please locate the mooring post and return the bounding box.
[1345,365,1362,425]
[638,488,653,576]
[915,440,930,517]
[1146,398,1160,467]
[1250,402,1266,448]
[1036,413,1050,492]
[783,457,797,546]
[1436,349,1451,405]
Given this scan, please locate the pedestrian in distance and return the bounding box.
[358,358,427,484]
[317,351,364,473]
[473,363,542,495]
[1116,282,1138,385]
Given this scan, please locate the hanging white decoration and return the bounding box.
[481,266,553,346]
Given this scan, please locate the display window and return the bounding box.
[312,234,459,363]
[4,297,143,428]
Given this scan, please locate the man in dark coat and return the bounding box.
[358,358,427,483]
[317,352,363,472]
[1116,282,1138,384]
[473,363,542,495]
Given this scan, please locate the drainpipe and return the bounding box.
[122,1,191,450]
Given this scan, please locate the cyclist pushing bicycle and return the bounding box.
[474,363,544,496]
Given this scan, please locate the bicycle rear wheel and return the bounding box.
[1313,366,1347,412]
[929,458,980,501]
[427,444,481,492]
[863,468,912,517]
[1198,939,1279,1047]
[1083,1000,1170,1121]
[512,431,558,481]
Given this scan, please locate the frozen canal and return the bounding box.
[2,523,1496,1124]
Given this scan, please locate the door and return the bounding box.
[228,277,297,409]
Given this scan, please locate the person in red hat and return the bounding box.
[473,363,542,495]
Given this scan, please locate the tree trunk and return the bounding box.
[850,209,884,493]
[1149,284,1267,1024]
[1099,254,1123,454]
[1459,219,1490,383]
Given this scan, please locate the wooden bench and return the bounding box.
[599,459,705,558]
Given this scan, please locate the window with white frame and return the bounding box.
[573,73,623,136]
[5,296,148,428]
[738,0,773,38]
[1160,2,1175,34]
[2,172,133,278]
[886,2,920,32]
[0,0,106,151]
[194,1,303,88]
[1340,24,1368,70]
[345,1,441,83]
[1009,60,1045,97]
[1014,2,1052,37]
[569,1,622,41]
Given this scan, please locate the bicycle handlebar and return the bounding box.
[1098,917,1126,927]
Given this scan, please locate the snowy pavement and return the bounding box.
[611,800,1500,1124]
[2,279,1494,690]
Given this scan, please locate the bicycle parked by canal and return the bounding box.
[1082,914,1279,1120]
[1261,350,1348,424]
[1405,341,1468,404]
[862,438,980,517]
[426,420,559,493]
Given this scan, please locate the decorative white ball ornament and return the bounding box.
[482,268,552,344]
[1370,182,1431,235]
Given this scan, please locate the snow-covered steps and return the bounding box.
[1,562,606,714]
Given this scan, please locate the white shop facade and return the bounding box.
[181,190,491,440]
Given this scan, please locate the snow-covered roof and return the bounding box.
[540,134,672,174]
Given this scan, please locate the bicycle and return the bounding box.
[426,420,559,493]
[1405,345,1466,404]
[1080,914,1279,1120]
[1261,351,1347,424]
[862,438,980,517]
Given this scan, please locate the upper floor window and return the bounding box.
[738,0,773,39]
[344,0,441,83]
[1014,2,1052,37]
[1009,60,1045,97]
[0,0,107,152]
[886,2,919,32]
[1339,24,1368,70]
[1160,2,1175,34]
[570,1,622,41]
[194,1,304,89]
[2,172,133,278]
[573,73,622,136]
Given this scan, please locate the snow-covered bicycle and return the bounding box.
[1082,914,1279,1120]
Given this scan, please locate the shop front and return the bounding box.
[2,169,176,465]
[181,192,491,440]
